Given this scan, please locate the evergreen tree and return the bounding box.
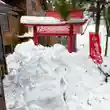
[54,0,70,20]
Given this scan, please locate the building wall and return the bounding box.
[3,0,57,46]
[3,0,27,45]
[3,13,20,45]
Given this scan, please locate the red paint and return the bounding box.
[68,24,73,53]
[89,32,103,64]
[45,10,84,20]
[33,26,38,45]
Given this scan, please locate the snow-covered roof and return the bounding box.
[20,16,61,24]
[0,0,12,13]
[0,0,6,5]
[20,16,86,25]
[0,0,8,5]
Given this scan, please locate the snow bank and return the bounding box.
[4,40,68,110]
[3,36,110,110]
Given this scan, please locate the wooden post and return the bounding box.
[26,0,32,15]
[26,0,44,16]
[26,0,33,32]
[0,25,8,75]
[0,25,7,110]
[26,0,45,44]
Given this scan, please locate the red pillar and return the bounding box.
[33,26,38,45]
[72,34,77,52]
[68,36,73,53]
[89,32,93,57]
[68,24,73,53]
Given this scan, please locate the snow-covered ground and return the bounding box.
[3,24,110,110]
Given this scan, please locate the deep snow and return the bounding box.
[3,24,110,110]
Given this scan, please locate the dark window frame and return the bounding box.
[0,13,9,32]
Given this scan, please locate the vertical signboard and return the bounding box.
[89,32,103,64]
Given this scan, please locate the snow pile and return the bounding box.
[4,34,110,110]
[4,40,68,110]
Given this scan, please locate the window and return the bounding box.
[0,13,9,32]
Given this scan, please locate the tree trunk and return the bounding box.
[95,1,101,34]
[103,6,110,56]
[104,16,109,56]
[105,32,109,56]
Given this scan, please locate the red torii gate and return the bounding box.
[23,10,86,53]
